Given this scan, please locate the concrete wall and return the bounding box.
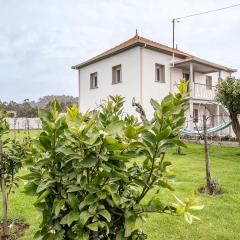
[7,118,42,130]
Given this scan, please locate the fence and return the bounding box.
[193,83,216,100]
[6,118,42,130]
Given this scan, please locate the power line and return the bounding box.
[172,3,240,67]
[174,3,240,20]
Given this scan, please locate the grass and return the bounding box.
[1,131,240,239]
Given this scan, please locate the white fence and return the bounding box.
[193,83,216,100]
[7,118,42,130]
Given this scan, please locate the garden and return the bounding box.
[0,79,240,240]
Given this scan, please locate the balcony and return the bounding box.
[193,83,216,100]
[173,57,235,101]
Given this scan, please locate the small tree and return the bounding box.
[216,77,240,143]
[0,110,27,239]
[24,82,203,239]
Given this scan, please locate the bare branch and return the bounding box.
[132,98,148,123]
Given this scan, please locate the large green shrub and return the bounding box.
[24,82,202,239]
[215,77,240,143]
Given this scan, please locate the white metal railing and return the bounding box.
[193,83,216,100]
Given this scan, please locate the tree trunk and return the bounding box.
[0,141,8,240]
[230,113,240,144]
[203,115,212,192]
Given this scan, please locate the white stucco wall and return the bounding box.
[79,47,140,115]
[194,71,230,85]
[141,48,182,118]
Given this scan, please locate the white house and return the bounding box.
[72,33,237,137]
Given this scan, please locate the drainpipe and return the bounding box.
[139,44,146,105]
[78,69,81,110]
[218,71,222,84]
[189,62,194,97]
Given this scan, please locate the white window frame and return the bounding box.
[193,109,198,123]
[112,65,122,84]
[90,72,98,89]
[206,75,212,90]
[155,64,165,83]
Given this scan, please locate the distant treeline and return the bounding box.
[0,95,78,117]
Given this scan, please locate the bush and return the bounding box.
[24,82,202,239]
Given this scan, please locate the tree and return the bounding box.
[0,110,28,239]
[215,77,240,143]
[24,82,203,239]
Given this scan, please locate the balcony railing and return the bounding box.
[193,83,216,100]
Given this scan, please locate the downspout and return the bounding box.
[78,69,81,110]
[170,65,173,93]
[139,44,146,105]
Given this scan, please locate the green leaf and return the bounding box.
[83,114,97,135]
[189,205,204,210]
[38,109,51,122]
[156,126,172,141]
[81,155,97,168]
[39,133,51,150]
[60,211,79,226]
[98,209,111,222]
[79,210,93,225]
[150,98,161,110]
[124,211,137,237]
[51,99,62,113]
[105,120,124,135]
[67,185,82,193]
[35,189,51,203]
[79,194,97,210]
[55,199,65,216]
[184,212,193,224]
[87,222,98,231]
[105,136,118,145]
[158,180,174,191]
[124,125,136,139]
[168,139,187,148]
[36,180,56,193]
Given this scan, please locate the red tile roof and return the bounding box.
[72,34,191,69]
[72,34,236,73]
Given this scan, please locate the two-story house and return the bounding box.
[72,33,237,136]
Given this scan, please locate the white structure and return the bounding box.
[72,34,237,137]
[7,118,42,130]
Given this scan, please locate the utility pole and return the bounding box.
[171,3,240,67]
[172,18,175,67]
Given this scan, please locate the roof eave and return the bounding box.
[71,42,143,70]
[174,58,237,73]
[71,41,189,70]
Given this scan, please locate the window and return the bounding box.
[155,64,165,83]
[206,76,212,90]
[183,72,190,81]
[193,109,198,123]
[90,72,98,89]
[183,72,190,91]
[112,65,122,84]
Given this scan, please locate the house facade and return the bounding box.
[72,34,237,137]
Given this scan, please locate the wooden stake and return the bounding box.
[203,115,212,192]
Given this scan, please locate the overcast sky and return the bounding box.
[0,0,239,102]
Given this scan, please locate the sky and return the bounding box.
[0,0,239,102]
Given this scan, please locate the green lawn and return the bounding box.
[1,134,240,239]
[5,130,40,140]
